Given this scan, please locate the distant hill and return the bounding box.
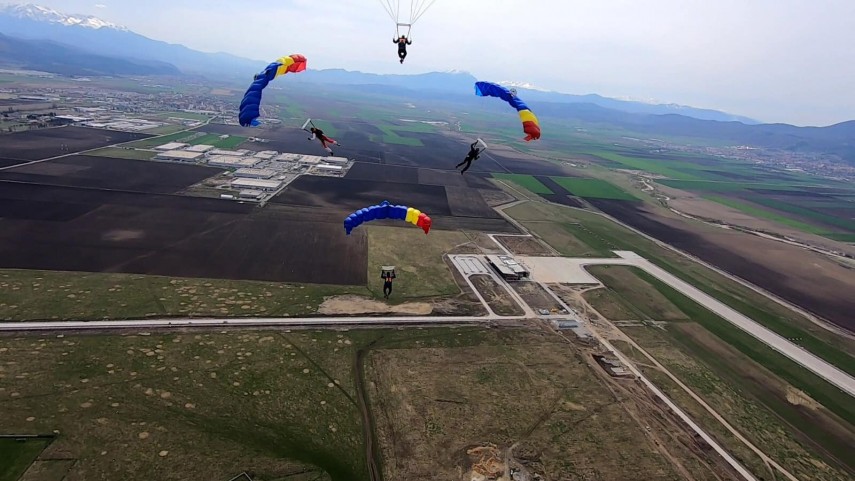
[0,32,180,76]
[0,3,261,79]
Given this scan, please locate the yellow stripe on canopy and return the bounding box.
[275,56,296,76]
[518,110,539,125]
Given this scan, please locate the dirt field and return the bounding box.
[367,326,723,481]
[445,186,502,219]
[469,275,524,316]
[0,126,151,161]
[0,155,223,194]
[494,235,554,256]
[273,175,453,217]
[0,183,368,285]
[509,281,563,311]
[588,198,855,331]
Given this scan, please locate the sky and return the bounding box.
[3,0,854,126]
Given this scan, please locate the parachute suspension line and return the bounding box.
[378,0,397,22]
[410,0,438,25]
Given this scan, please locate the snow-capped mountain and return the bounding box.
[0,3,261,79]
[0,3,127,30]
[498,80,553,93]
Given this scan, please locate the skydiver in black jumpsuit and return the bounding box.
[394,36,412,64]
[382,272,394,298]
[455,141,483,174]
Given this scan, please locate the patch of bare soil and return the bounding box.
[318,295,432,315]
[470,275,524,316]
[495,235,554,256]
[785,386,821,410]
[510,281,563,312]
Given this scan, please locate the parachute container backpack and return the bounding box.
[344,200,432,235]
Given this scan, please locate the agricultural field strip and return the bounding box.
[542,284,759,481]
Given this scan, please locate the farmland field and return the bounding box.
[0,181,368,286]
[0,155,221,193]
[491,173,554,194]
[549,176,638,200]
[0,126,151,162]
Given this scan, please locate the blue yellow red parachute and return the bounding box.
[344,200,432,235]
[474,81,541,141]
[239,54,307,127]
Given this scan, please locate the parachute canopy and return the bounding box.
[344,200,432,235]
[378,0,437,37]
[474,81,541,141]
[239,54,307,127]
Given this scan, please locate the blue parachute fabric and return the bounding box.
[238,63,278,127]
[474,81,532,112]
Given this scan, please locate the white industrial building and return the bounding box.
[274,153,303,162]
[234,168,276,179]
[322,156,349,164]
[485,255,530,280]
[238,190,265,200]
[186,144,214,153]
[231,178,282,191]
[298,155,323,164]
[210,149,246,157]
[207,156,261,168]
[315,164,343,172]
[155,150,204,162]
[253,150,278,160]
[155,142,189,151]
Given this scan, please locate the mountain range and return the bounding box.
[0,3,852,163]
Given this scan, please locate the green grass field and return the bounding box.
[491,174,554,194]
[704,195,833,235]
[659,179,801,192]
[0,270,364,321]
[0,438,51,481]
[119,131,197,149]
[365,226,467,299]
[375,124,424,146]
[549,176,637,200]
[153,111,212,121]
[87,147,155,161]
[188,134,248,149]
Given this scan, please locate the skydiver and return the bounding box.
[394,35,412,64]
[455,141,483,175]
[382,271,395,299]
[307,127,341,155]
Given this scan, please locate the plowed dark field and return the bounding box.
[0,126,151,162]
[0,155,222,193]
[589,199,855,331]
[0,182,367,285]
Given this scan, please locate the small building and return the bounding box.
[253,150,279,160]
[322,156,349,164]
[234,168,276,179]
[155,142,189,151]
[155,150,203,162]
[553,319,579,329]
[298,155,323,164]
[231,178,282,191]
[209,149,245,157]
[485,255,530,281]
[238,190,265,200]
[207,155,261,168]
[186,144,215,153]
[274,153,303,162]
[315,164,343,172]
